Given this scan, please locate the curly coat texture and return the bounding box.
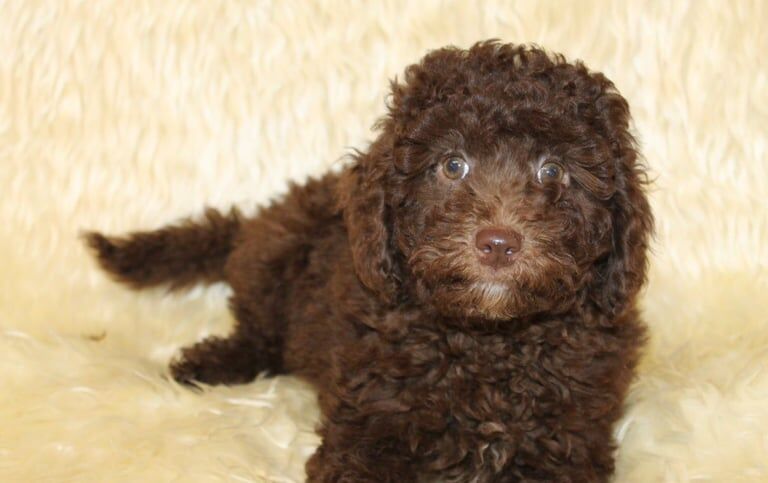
[86,41,653,482]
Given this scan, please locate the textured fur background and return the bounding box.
[1,1,766,481]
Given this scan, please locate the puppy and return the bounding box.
[86,41,653,482]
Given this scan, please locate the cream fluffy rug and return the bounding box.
[1,1,766,481]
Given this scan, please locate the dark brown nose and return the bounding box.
[475,227,523,269]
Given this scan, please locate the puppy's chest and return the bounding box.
[392,328,577,428]
[373,327,582,479]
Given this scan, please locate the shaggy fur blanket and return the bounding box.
[1,1,766,481]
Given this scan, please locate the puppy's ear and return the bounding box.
[591,91,654,318]
[337,140,398,305]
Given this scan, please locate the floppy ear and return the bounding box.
[337,139,398,305]
[590,90,654,319]
[595,164,653,318]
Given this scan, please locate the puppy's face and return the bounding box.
[391,98,616,319]
[343,42,652,322]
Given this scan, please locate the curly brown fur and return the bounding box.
[85,41,652,482]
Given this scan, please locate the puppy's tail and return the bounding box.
[83,207,242,291]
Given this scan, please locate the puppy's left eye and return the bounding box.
[536,162,565,184]
[442,157,470,180]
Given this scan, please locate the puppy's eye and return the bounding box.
[442,157,470,180]
[536,162,565,184]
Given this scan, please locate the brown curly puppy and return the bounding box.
[86,41,652,482]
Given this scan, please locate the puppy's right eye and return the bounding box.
[536,162,565,184]
[441,157,470,180]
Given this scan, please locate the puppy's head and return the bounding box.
[340,41,652,321]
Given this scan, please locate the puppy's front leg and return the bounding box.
[305,418,416,483]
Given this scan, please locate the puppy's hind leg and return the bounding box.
[170,174,340,386]
[170,291,285,386]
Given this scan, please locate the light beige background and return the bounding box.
[1,1,766,481]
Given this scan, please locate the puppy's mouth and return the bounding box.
[422,260,575,320]
[410,238,578,320]
[430,278,519,320]
[470,281,509,295]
